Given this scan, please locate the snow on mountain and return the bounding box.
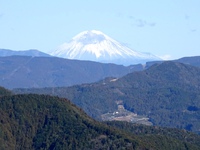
[51,30,161,65]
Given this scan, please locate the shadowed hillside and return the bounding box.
[0,56,142,89]
[0,94,141,149]
[14,61,200,134]
[0,90,200,149]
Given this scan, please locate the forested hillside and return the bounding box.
[14,61,200,134]
[0,94,140,149]
[0,90,200,149]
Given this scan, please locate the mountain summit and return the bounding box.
[51,30,161,65]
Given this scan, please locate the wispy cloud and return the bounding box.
[128,15,134,19]
[135,19,156,27]
[0,13,4,19]
[128,16,156,27]
[184,14,190,20]
[149,22,156,27]
[191,29,197,32]
[116,13,123,18]
[184,14,198,33]
[116,14,156,28]
[135,19,147,27]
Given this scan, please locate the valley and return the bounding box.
[1,1,200,149]
[1,53,200,149]
[14,60,200,134]
[101,100,153,126]
[1,87,200,149]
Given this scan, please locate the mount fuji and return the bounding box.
[51,30,161,65]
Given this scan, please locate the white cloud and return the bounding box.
[159,55,172,60]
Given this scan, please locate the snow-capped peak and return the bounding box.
[72,30,105,40]
[51,30,161,65]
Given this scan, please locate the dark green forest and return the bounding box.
[14,61,200,134]
[0,93,139,149]
[0,87,200,149]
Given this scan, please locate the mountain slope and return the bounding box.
[0,92,200,149]
[14,61,200,133]
[175,56,200,67]
[0,94,138,149]
[106,121,200,148]
[145,56,200,69]
[0,56,143,89]
[51,30,161,65]
[0,49,50,57]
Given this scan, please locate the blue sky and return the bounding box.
[0,0,200,60]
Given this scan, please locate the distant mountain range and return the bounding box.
[0,56,143,89]
[51,30,161,65]
[0,54,199,89]
[145,56,200,68]
[0,49,50,57]
[14,60,200,134]
[1,33,200,149]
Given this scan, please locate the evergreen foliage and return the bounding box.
[14,61,200,133]
[0,86,12,96]
[0,94,139,149]
[0,93,200,149]
[106,121,200,148]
